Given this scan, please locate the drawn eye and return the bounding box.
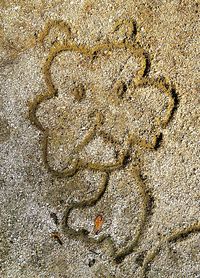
[72,83,86,101]
[113,80,127,99]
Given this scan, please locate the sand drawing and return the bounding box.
[29,19,199,276]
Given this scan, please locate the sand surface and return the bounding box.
[0,1,200,277]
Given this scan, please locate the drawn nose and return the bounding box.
[72,83,86,102]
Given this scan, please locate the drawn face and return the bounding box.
[31,20,174,176]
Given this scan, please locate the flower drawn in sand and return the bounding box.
[29,19,177,264]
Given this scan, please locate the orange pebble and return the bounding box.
[94,214,103,235]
